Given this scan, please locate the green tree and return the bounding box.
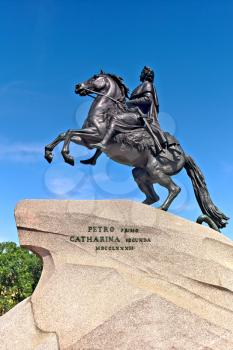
[0,242,42,316]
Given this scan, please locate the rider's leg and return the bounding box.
[80,149,102,165]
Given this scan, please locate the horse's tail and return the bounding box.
[184,154,229,229]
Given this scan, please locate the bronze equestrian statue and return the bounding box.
[44,67,229,232]
[80,67,171,166]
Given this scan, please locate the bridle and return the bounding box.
[80,87,124,106]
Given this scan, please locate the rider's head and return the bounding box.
[140,66,154,83]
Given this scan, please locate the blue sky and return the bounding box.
[0,0,233,242]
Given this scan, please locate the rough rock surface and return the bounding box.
[1,199,233,349]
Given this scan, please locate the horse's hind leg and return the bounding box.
[45,132,67,163]
[158,176,181,211]
[132,167,160,205]
[146,159,181,211]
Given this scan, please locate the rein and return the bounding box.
[82,87,124,105]
[83,87,143,117]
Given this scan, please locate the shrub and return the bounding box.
[0,242,42,316]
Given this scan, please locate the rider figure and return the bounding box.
[81,66,167,165]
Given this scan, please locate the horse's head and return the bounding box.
[75,71,129,100]
[75,72,108,96]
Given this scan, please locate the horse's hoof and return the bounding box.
[159,205,168,211]
[80,159,96,166]
[143,196,160,205]
[44,152,53,163]
[64,156,75,166]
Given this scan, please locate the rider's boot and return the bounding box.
[80,149,102,165]
[90,122,115,150]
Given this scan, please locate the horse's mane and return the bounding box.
[101,71,129,98]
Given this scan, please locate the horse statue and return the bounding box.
[44,71,229,232]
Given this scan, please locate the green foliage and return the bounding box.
[0,242,42,316]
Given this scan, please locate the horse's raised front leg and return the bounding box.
[80,149,102,166]
[61,127,100,166]
[61,130,81,166]
[44,132,67,163]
